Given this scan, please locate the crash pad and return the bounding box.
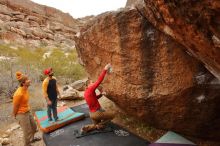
[149,131,196,146]
[35,106,85,133]
[43,104,150,146]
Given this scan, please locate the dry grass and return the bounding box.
[0,101,15,131]
[29,83,47,112]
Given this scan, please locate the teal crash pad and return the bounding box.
[34,106,85,133]
[149,131,196,146]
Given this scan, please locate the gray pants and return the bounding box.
[47,99,58,120]
[16,112,37,146]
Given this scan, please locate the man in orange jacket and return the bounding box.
[12,72,41,146]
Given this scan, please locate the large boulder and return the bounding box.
[136,0,220,80]
[75,8,220,140]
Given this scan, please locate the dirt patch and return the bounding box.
[6,123,45,146]
[0,102,14,130]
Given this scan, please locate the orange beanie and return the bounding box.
[16,71,27,83]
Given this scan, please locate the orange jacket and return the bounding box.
[13,87,30,114]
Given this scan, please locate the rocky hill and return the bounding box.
[0,0,81,49]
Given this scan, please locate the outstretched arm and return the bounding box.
[91,64,111,90]
[91,70,107,90]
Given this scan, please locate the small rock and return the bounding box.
[6,123,20,133]
[212,35,220,48]
[57,101,66,107]
[2,133,9,138]
[0,138,10,145]
[62,85,69,91]
[69,79,87,91]
[60,87,83,100]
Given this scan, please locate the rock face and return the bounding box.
[136,0,220,80]
[0,0,80,48]
[75,7,220,140]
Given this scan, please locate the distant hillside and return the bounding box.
[0,0,82,49]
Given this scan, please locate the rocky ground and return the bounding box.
[0,81,219,146]
[0,97,219,146]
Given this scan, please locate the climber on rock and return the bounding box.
[81,63,114,133]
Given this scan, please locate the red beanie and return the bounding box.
[44,68,52,75]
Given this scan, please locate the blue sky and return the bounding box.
[31,0,127,18]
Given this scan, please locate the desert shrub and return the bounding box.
[0,45,86,98]
[0,58,18,98]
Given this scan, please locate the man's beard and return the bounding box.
[49,73,54,77]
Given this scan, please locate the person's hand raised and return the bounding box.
[104,63,111,70]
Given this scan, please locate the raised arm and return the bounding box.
[90,63,111,90]
[91,70,107,90]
